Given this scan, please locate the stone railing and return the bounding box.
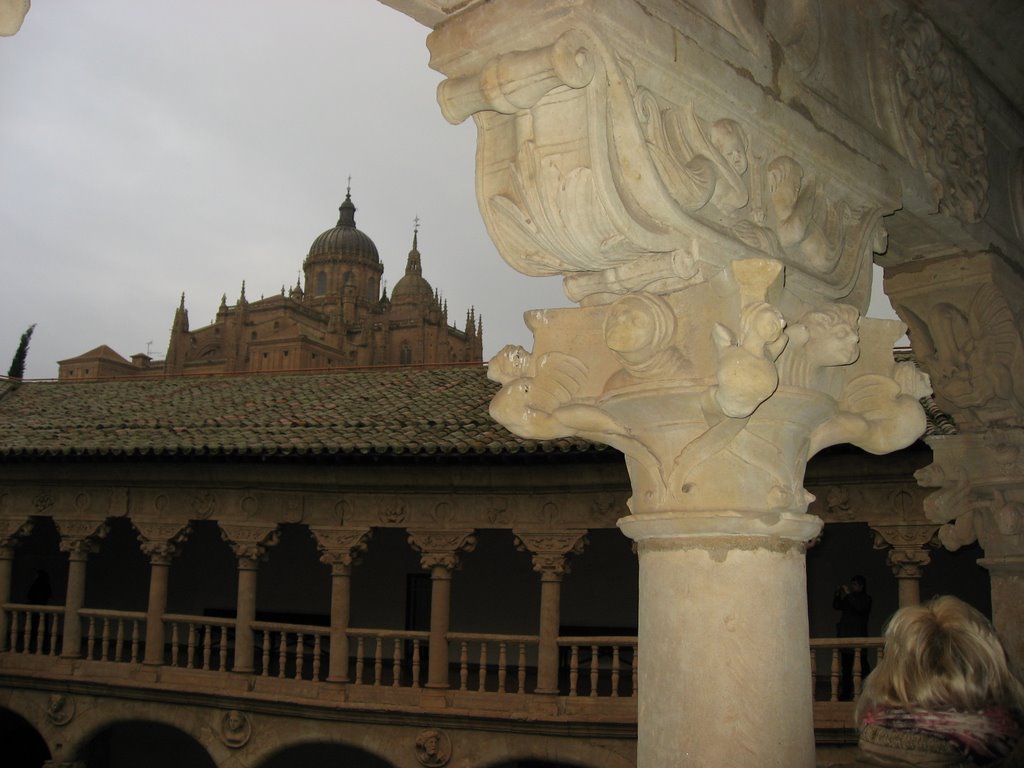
[348,628,429,687]
[4,603,63,656]
[448,631,538,694]
[809,637,885,703]
[164,613,235,673]
[81,608,146,663]
[559,636,637,698]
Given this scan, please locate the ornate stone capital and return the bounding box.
[407,529,477,571]
[219,524,281,563]
[133,521,191,563]
[54,519,109,557]
[917,430,1024,560]
[309,527,372,568]
[870,524,939,579]
[513,530,588,576]
[886,252,1024,430]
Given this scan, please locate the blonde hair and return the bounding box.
[857,595,1024,723]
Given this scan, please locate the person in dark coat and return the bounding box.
[834,574,872,701]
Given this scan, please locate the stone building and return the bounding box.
[0,365,987,768]
[58,192,483,381]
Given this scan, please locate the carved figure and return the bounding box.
[46,693,74,725]
[778,304,860,391]
[219,709,251,748]
[712,301,787,418]
[603,293,691,388]
[414,728,451,767]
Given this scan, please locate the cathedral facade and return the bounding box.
[58,192,483,380]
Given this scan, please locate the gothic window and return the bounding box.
[316,271,327,296]
[400,343,412,365]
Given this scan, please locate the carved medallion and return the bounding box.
[414,728,451,767]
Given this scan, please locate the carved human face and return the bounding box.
[605,298,656,355]
[804,310,859,366]
[711,120,747,175]
[226,711,243,732]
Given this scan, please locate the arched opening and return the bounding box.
[486,761,594,768]
[259,740,395,768]
[0,706,51,768]
[86,517,149,611]
[79,720,215,768]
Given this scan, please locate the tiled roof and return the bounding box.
[0,366,601,460]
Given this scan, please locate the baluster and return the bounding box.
[497,642,508,693]
[261,630,271,676]
[354,637,365,685]
[611,646,621,698]
[373,635,383,686]
[294,633,305,680]
[589,644,599,697]
[631,644,638,698]
[569,645,579,697]
[101,618,113,660]
[49,612,60,656]
[477,641,488,693]
[312,634,322,681]
[130,620,141,663]
[34,611,48,655]
[21,610,32,653]
[218,626,228,672]
[459,641,469,691]
[85,617,98,659]
[829,648,840,702]
[202,624,213,670]
[392,638,402,688]
[170,623,181,666]
[853,643,863,699]
[9,609,20,652]
[412,639,421,689]
[278,631,288,679]
[186,623,197,669]
[517,642,527,694]
[115,619,126,662]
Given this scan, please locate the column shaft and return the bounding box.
[897,576,920,608]
[426,565,452,689]
[328,563,352,682]
[61,552,88,659]
[636,541,815,768]
[144,558,171,665]
[536,573,562,694]
[234,560,258,673]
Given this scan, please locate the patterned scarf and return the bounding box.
[861,707,1022,765]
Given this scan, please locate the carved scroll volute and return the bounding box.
[871,524,939,578]
[134,521,191,564]
[309,527,372,568]
[407,530,477,571]
[219,524,281,563]
[53,519,109,556]
[513,530,588,577]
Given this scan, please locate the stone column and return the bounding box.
[870,524,938,607]
[420,3,932,763]
[408,529,476,689]
[55,520,109,660]
[309,527,371,683]
[513,530,588,694]
[134,522,191,667]
[220,524,280,674]
[0,518,33,647]
[887,252,1024,669]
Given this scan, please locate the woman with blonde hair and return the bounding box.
[853,595,1024,766]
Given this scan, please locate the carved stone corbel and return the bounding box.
[309,527,372,568]
[219,524,281,563]
[134,521,191,564]
[870,523,939,606]
[513,530,588,577]
[407,530,477,571]
[53,519,109,557]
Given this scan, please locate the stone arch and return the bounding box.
[257,739,396,768]
[167,519,236,617]
[471,737,635,768]
[0,704,51,766]
[85,516,149,611]
[75,719,217,768]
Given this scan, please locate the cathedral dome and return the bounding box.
[307,192,379,263]
[391,231,434,305]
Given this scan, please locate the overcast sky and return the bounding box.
[0,1,900,380]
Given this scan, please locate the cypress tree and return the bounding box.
[7,323,36,379]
